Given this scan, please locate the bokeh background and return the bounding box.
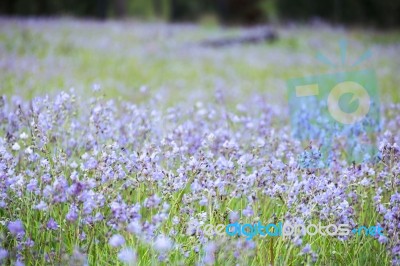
[0,0,399,105]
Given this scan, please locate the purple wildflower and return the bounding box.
[0,249,7,261]
[8,220,25,236]
[301,244,312,254]
[118,248,137,265]
[109,234,125,248]
[47,218,59,230]
[153,235,173,253]
[66,205,79,222]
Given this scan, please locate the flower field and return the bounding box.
[0,18,400,265]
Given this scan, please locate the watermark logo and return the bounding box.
[287,40,380,168]
[199,222,384,241]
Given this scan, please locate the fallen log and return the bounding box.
[200,27,278,48]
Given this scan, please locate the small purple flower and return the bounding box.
[83,197,96,214]
[242,206,253,217]
[15,260,24,266]
[8,220,25,236]
[26,179,38,192]
[66,205,79,222]
[127,221,142,235]
[384,211,394,221]
[378,235,388,243]
[24,238,35,248]
[144,194,161,208]
[229,211,240,223]
[203,242,217,265]
[80,232,86,241]
[301,244,311,254]
[68,182,84,196]
[0,249,7,260]
[109,234,125,247]
[118,247,137,265]
[84,157,98,170]
[153,235,173,253]
[47,218,59,230]
[35,201,48,211]
[294,237,303,246]
[199,197,208,206]
[391,193,400,203]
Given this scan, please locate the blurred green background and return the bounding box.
[1,19,399,105]
[0,1,399,105]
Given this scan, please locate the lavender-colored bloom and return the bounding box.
[83,197,96,214]
[229,211,240,223]
[378,235,388,243]
[80,232,86,241]
[391,193,400,203]
[301,244,312,254]
[0,249,7,260]
[199,197,208,206]
[118,248,137,265]
[70,247,88,266]
[109,234,125,248]
[35,201,48,211]
[47,218,59,230]
[203,242,217,265]
[41,174,52,183]
[153,235,173,253]
[66,205,79,222]
[24,238,34,248]
[8,220,25,236]
[242,206,254,217]
[384,211,394,221]
[15,260,24,266]
[84,157,98,170]
[144,194,161,208]
[26,179,38,192]
[68,182,84,196]
[294,237,303,246]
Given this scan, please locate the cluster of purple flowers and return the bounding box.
[0,91,398,265]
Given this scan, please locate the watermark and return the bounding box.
[287,40,380,168]
[199,222,384,240]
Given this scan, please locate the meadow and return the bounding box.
[0,18,399,265]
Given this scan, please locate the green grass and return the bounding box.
[1,19,399,104]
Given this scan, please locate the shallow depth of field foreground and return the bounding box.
[0,18,400,265]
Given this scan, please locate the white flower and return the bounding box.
[256,138,265,148]
[70,161,78,168]
[207,133,215,142]
[360,178,370,186]
[25,147,33,155]
[12,143,21,151]
[92,83,101,92]
[19,132,28,140]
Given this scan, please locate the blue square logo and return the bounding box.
[288,69,380,168]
